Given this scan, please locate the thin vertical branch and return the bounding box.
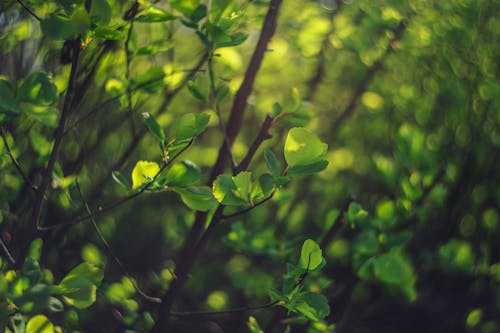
[152,2,283,331]
[0,238,16,266]
[331,19,409,133]
[76,182,161,303]
[0,125,37,191]
[32,39,81,230]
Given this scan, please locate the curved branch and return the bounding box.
[171,301,279,317]
[221,191,275,220]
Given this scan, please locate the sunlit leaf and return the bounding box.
[174,186,217,211]
[299,239,323,271]
[164,160,201,187]
[25,315,54,333]
[136,7,176,22]
[131,161,160,189]
[284,127,328,167]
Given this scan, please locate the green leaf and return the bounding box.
[0,77,21,115]
[131,160,160,189]
[175,112,210,140]
[112,170,131,190]
[299,239,323,271]
[174,186,217,211]
[22,105,59,127]
[169,0,200,17]
[209,0,230,23]
[47,297,64,312]
[268,288,287,303]
[354,230,379,256]
[136,7,176,22]
[287,160,329,176]
[357,257,376,280]
[212,174,248,206]
[264,148,281,177]
[142,112,165,144]
[247,316,264,333]
[373,253,414,284]
[216,32,248,48]
[294,292,330,321]
[69,7,91,35]
[25,315,54,333]
[187,80,207,101]
[251,173,274,200]
[18,71,58,106]
[40,14,77,40]
[94,26,125,40]
[12,284,51,313]
[56,262,103,309]
[164,160,201,187]
[232,171,252,203]
[284,127,328,167]
[215,83,229,104]
[90,0,111,24]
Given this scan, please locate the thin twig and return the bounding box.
[0,238,16,266]
[0,125,37,191]
[221,191,276,220]
[32,39,81,230]
[16,0,40,21]
[76,181,161,303]
[37,139,193,231]
[171,301,279,317]
[331,19,409,133]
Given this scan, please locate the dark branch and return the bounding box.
[221,191,275,220]
[171,301,279,317]
[331,19,409,133]
[16,0,40,21]
[0,125,37,191]
[0,238,16,266]
[76,182,161,303]
[32,39,81,230]
[235,114,274,173]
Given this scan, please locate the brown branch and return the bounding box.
[208,0,283,184]
[221,191,275,220]
[235,114,274,173]
[32,39,81,230]
[76,181,161,304]
[331,19,409,133]
[171,301,279,317]
[16,0,40,21]
[0,125,37,191]
[152,2,283,331]
[0,238,16,266]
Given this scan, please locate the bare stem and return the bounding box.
[16,0,40,21]
[171,301,279,317]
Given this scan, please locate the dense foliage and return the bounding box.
[0,0,499,332]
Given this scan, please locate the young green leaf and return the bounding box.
[212,174,247,206]
[142,112,165,144]
[232,171,252,203]
[131,160,160,189]
[40,14,77,40]
[284,127,328,167]
[18,71,58,106]
[0,77,21,115]
[294,292,330,321]
[164,160,201,187]
[112,170,131,190]
[169,0,200,16]
[55,262,103,309]
[136,7,176,22]
[175,112,210,140]
[373,253,414,284]
[287,160,328,176]
[299,239,323,271]
[26,315,54,333]
[264,148,281,177]
[174,186,217,211]
[247,316,264,333]
[90,0,112,24]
